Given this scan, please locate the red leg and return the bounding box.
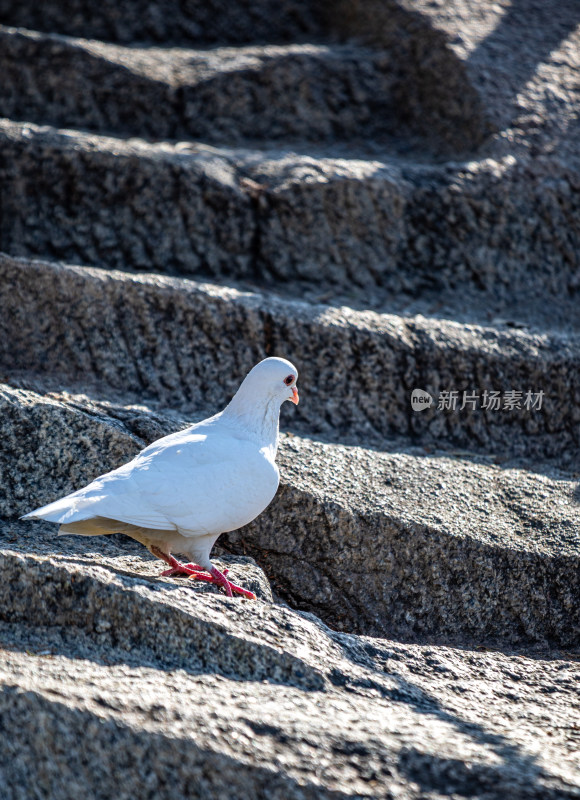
[186,562,229,575]
[160,561,229,578]
[150,547,254,599]
[150,547,205,578]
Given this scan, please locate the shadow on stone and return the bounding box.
[0,686,357,800]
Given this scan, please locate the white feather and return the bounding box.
[22,357,298,571]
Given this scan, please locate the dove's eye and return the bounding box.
[284,375,294,386]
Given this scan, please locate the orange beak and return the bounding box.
[290,386,299,405]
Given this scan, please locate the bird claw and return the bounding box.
[174,568,255,599]
[162,564,253,599]
[182,562,206,572]
[151,547,253,598]
[160,563,229,578]
[207,566,256,600]
[160,566,198,577]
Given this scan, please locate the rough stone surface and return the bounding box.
[0,119,578,319]
[0,0,577,318]
[406,0,580,160]
[0,0,512,160]
[0,122,255,278]
[0,28,426,148]
[2,383,580,648]
[0,1,579,796]
[2,254,579,464]
[0,0,329,46]
[0,536,579,799]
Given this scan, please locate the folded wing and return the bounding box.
[22,424,279,538]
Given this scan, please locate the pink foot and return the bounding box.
[150,547,254,599]
[206,566,256,600]
[151,547,205,578]
[160,563,229,578]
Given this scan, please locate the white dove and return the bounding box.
[22,357,299,599]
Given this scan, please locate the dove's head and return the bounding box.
[244,357,299,406]
[224,357,299,443]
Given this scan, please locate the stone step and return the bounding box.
[2,382,579,647]
[0,121,578,318]
[0,548,309,684]
[1,253,579,464]
[0,121,255,278]
[0,3,490,154]
[0,543,578,798]
[0,27,410,147]
[0,0,328,46]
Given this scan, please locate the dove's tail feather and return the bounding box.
[22,491,177,539]
[58,517,175,553]
[58,519,106,536]
[57,517,151,538]
[21,497,157,541]
[58,517,119,537]
[20,493,103,524]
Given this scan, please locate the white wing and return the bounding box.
[23,419,279,537]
